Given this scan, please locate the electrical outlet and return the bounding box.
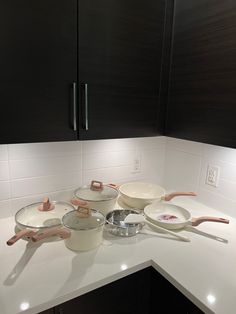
[131,154,141,173]
[205,164,220,187]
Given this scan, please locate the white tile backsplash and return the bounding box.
[83,150,134,170]
[82,138,137,154]
[0,161,9,181]
[11,172,82,198]
[140,147,165,185]
[9,155,82,179]
[166,137,203,156]
[164,137,236,217]
[0,181,10,201]
[164,147,202,191]
[0,137,165,218]
[0,200,11,218]
[1,136,236,218]
[0,145,8,161]
[8,141,82,159]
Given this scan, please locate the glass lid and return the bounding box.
[15,198,75,229]
[62,209,105,230]
[74,180,118,202]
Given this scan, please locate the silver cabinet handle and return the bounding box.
[72,82,77,131]
[84,83,89,130]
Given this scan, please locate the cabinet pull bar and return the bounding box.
[72,82,77,131]
[84,83,89,130]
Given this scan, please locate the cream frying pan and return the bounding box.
[144,202,229,230]
[119,181,197,209]
[6,198,75,246]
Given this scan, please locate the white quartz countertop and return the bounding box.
[1,197,235,314]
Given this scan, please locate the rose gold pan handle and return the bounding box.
[191,216,230,227]
[71,199,88,206]
[38,197,55,211]
[31,227,71,242]
[107,183,119,190]
[90,180,103,191]
[163,192,197,201]
[6,229,38,246]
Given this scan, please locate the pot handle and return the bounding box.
[6,229,38,246]
[90,180,103,191]
[37,197,55,211]
[107,183,119,190]
[163,192,197,201]
[76,206,91,218]
[71,199,88,206]
[191,216,229,227]
[31,227,71,243]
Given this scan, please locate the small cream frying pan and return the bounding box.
[144,202,229,230]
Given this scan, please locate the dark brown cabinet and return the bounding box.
[0,0,168,144]
[38,267,204,314]
[0,0,78,144]
[78,0,167,140]
[166,0,236,149]
[2,0,235,147]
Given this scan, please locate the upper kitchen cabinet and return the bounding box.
[166,0,236,148]
[78,0,167,140]
[0,0,77,144]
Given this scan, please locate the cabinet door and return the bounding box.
[0,0,77,144]
[150,268,204,314]
[78,0,166,140]
[166,0,236,148]
[38,309,54,314]
[55,268,151,314]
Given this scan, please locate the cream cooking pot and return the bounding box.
[73,180,118,216]
[32,207,105,251]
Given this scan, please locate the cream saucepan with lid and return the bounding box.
[6,197,75,246]
[32,207,105,251]
[72,180,118,216]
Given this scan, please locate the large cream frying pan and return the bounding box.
[119,181,196,209]
[144,202,229,230]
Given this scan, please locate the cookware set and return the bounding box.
[6,180,230,251]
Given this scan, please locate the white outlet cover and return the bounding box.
[131,154,141,173]
[205,164,220,187]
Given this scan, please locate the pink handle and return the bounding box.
[163,192,197,201]
[107,183,119,190]
[31,227,71,242]
[76,206,91,218]
[71,199,88,206]
[38,197,55,211]
[191,216,229,227]
[6,229,38,246]
[90,180,103,191]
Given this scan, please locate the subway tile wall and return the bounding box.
[0,137,165,218]
[164,137,236,218]
[0,136,235,219]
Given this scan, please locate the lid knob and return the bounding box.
[38,197,55,211]
[76,206,91,218]
[90,180,103,191]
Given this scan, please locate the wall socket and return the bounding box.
[205,164,220,187]
[131,154,141,173]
